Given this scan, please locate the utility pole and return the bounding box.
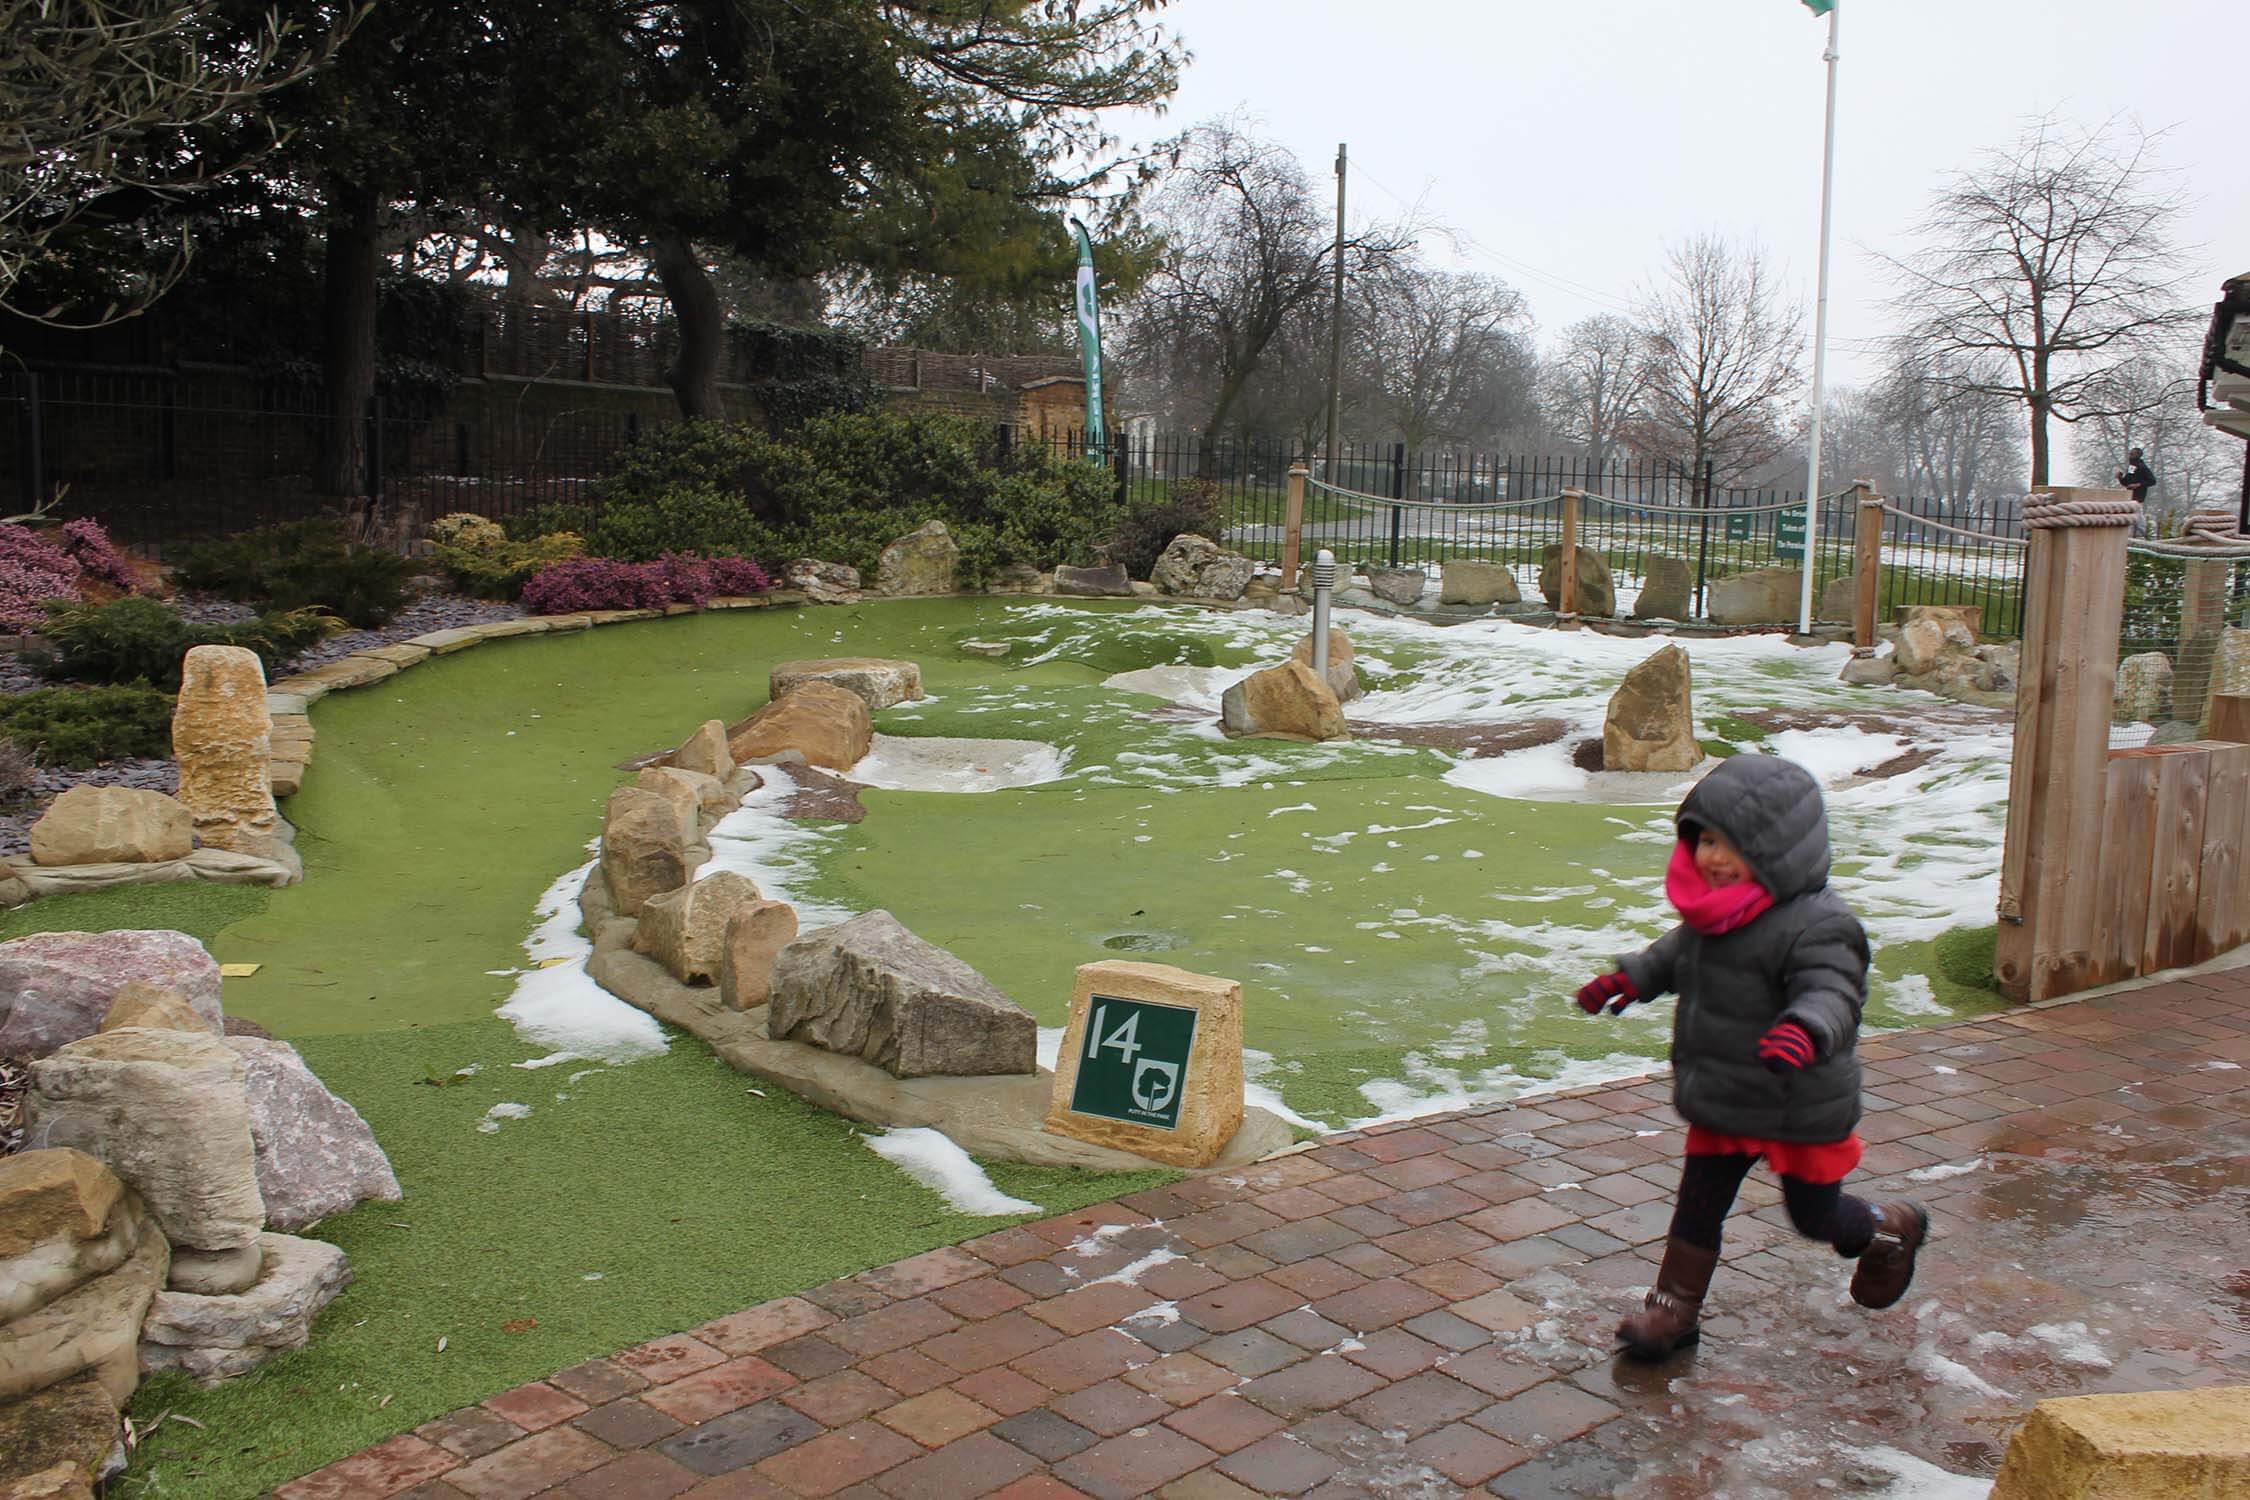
[1324,143,1347,481]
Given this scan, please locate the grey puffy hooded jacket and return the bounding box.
[1616,754,1870,1143]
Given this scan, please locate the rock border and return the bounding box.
[573,756,1296,1174]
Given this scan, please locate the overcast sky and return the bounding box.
[1116,0,2242,477]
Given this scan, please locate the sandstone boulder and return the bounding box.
[985,562,1047,594]
[631,768,703,847]
[1219,661,1349,742]
[1705,566,1803,627]
[0,931,224,1060]
[769,910,1036,1078]
[633,871,764,985]
[1603,645,1700,772]
[171,645,279,856]
[1893,612,1975,676]
[0,1151,146,1325]
[719,899,799,1010]
[1839,651,1898,688]
[1439,560,1521,607]
[671,719,734,779]
[0,1372,125,1499]
[599,789,687,918]
[1632,555,1692,621]
[1288,629,1363,704]
[729,680,873,771]
[138,1232,353,1386]
[27,787,192,868]
[226,1038,400,1232]
[1539,544,1616,617]
[2116,652,2174,724]
[27,1031,264,1281]
[770,658,924,712]
[1052,563,1133,597]
[100,982,218,1036]
[1818,571,1859,624]
[1364,565,1427,607]
[1151,534,1255,601]
[782,558,861,604]
[0,1228,167,1407]
[874,520,960,597]
[2198,627,2250,733]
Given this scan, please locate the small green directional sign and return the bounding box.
[1068,994,1199,1130]
[1725,512,1752,541]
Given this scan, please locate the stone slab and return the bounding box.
[404,628,487,655]
[1043,960,1247,1170]
[471,618,558,639]
[1992,1387,2250,1499]
[349,643,430,668]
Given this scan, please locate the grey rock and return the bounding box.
[782,558,862,604]
[167,1243,264,1296]
[226,1038,400,1232]
[139,1232,352,1386]
[1151,534,1255,601]
[0,930,224,1060]
[984,562,1047,594]
[1053,564,1133,597]
[1818,571,1859,625]
[1839,651,1898,688]
[1632,555,1692,620]
[959,640,1012,658]
[1439,560,1520,607]
[1539,544,1616,618]
[768,911,1036,1078]
[1364,566,1428,607]
[2150,720,2203,746]
[26,1029,265,1268]
[2115,651,2174,724]
[1705,566,1803,627]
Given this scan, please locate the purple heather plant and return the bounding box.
[520,553,768,615]
[0,525,84,631]
[58,518,139,592]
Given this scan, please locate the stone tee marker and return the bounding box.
[1044,960,1244,1169]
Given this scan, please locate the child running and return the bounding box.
[1573,753,1929,1360]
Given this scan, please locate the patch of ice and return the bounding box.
[496,859,669,1065]
[1907,1157,1985,1183]
[1908,1341,2014,1400]
[2025,1321,2113,1369]
[1882,973,1946,1016]
[847,733,1068,793]
[2207,1060,2243,1071]
[477,1102,532,1134]
[1102,664,1238,709]
[861,1127,1039,1216]
[1839,1446,1992,1500]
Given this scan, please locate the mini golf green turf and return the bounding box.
[0,596,2007,1495]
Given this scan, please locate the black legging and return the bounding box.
[1668,1152,1878,1256]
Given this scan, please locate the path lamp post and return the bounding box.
[1310,549,1338,682]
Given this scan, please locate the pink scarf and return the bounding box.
[1667,839,1775,935]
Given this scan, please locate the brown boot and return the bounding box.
[1617,1236,1720,1361]
[1849,1202,1929,1309]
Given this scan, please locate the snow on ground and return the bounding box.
[848,734,1069,793]
[1841,1446,1994,1499]
[861,1127,1040,1216]
[494,854,669,1067]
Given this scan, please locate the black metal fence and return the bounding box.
[3,371,2042,635]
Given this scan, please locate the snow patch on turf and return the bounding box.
[862,1127,1039,1216]
[848,734,1068,793]
[496,857,668,1066]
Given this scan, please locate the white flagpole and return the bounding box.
[1796,1,1841,635]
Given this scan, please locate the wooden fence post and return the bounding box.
[1995,486,2134,1003]
[1852,485,1884,649]
[1281,463,1308,593]
[1558,487,1581,617]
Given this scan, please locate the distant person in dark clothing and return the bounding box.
[2117,448,2157,532]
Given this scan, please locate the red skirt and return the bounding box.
[1685,1126,1863,1184]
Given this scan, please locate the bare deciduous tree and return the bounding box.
[1632,234,1805,485]
[1885,115,2198,486]
[1361,264,1534,454]
[1122,117,1413,458]
[0,0,355,323]
[1872,356,2025,520]
[1541,314,1651,474]
[2071,356,2240,519]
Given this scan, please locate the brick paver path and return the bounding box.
[281,972,2250,1499]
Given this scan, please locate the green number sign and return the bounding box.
[1069,994,1198,1129]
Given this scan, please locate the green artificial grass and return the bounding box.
[1,595,2020,1495]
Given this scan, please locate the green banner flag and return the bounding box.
[1068,217,1108,463]
[1802,0,1834,13]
